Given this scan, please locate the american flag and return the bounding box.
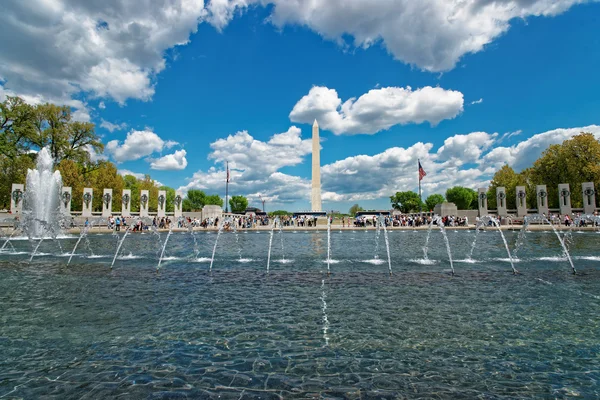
[418,160,427,181]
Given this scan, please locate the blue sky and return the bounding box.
[2,0,600,212]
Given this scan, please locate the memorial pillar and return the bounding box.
[10,184,24,215]
[477,188,488,216]
[121,189,131,217]
[536,185,549,216]
[140,190,149,218]
[174,192,183,218]
[157,190,166,218]
[516,186,527,217]
[496,187,507,217]
[558,184,572,216]
[582,182,596,215]
[102,189,113,218]
[61,187,72,215]
[82,188,93,217]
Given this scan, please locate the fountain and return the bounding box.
[525,214,576,274]
[22,147,63,239]
[478,216,518,275]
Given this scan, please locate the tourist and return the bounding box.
[115,216,121,231]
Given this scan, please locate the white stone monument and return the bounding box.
[140,190,149,218]
[536,185,549,215]
[582,182,596,215]
[121,189,131,217]
[174,192,183,218]
[10,183,24,215]
[477,188,488,216]
[516,186,527,217]
[102,189,113,217]
[157,190,166,218]
[558,184,572,216]
[433,202,458,217]
[61,187,72,215]
[496,187,507,217]
[311,119,322,211]
[82,188,93,217]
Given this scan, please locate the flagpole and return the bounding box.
[225,161,229,213]
[418,159,422,216]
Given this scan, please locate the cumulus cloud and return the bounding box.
[179,126,313,202]
[470,98,484,105]
[179,124,600,207]
[150,149,188,170]
[289,86,464,135]
[0,0,218,110]
[263,0,590,72]
[483,125,600,171]
[106,129,169,162]
[100,119,127,133]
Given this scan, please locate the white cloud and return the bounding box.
[180,124,600,208]
[118,169,146,180]
[483,125,600,171]
[98,101,106,109]
[470,98,484,105]
[0,0,211,109]
[289,85,464,135]
[106,129,168,162]
[85,144,108,162]
[179,126,313,203]
[263,0,591,72]
[100,119,127,133]
[150,149,188,170]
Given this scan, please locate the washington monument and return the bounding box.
[311,119,322,211]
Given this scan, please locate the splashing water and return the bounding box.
[156,226,173,271]
[434,216,455,275]
[422,217,435,261]
[266,218,276,273]
[209,219,225,272]
[68,222,93,265]
[22,147,63,239]
[380,217,393,275]
[480,216,517,274]
[111,227,131,269]
[527,214,576,274]
[321,279,330,346]
[326,217,332,275]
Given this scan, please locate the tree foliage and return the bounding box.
[445,186,477,210]
[486,165,525,209]
[229,195,248,214]
[390,191,423,213]
[424,194,445,211]
[349,204,364,216]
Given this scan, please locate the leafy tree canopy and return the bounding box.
[229,195,248,214]
[390,191,423,213]
[445,186,477,210]
[425,194,445,211]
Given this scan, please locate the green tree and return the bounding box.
[269,210,291,216]
[390,191,423,213]
[183,189,207,212]
[205,194,224,207]
[0,96,37,159]
[528,133,600,208]
[85,161,124,212]
[0,154,35,209]
[229,195,248,214]
[424,194,445,211]
[445,186,477,210]
[485,165,526,209]
[123,175,141,212]
[349,204,364,216]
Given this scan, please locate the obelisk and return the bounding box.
[311,119,322,211]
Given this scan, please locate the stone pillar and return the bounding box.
[10,183,24,215]
[61,187,72,215]
[516,186,527,217]
[536,185,549,216]
[102,189,113,218]
[140,190,149,218]
[477,188,488,216]
[174,192,183,218]
[157,190,166,218]
[496,187,507,217]
[582,182,596,215]
[82,188,93,217]
[558,184,572,216]
[121,189,131,217]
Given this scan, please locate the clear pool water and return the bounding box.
[1,230,599,398]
